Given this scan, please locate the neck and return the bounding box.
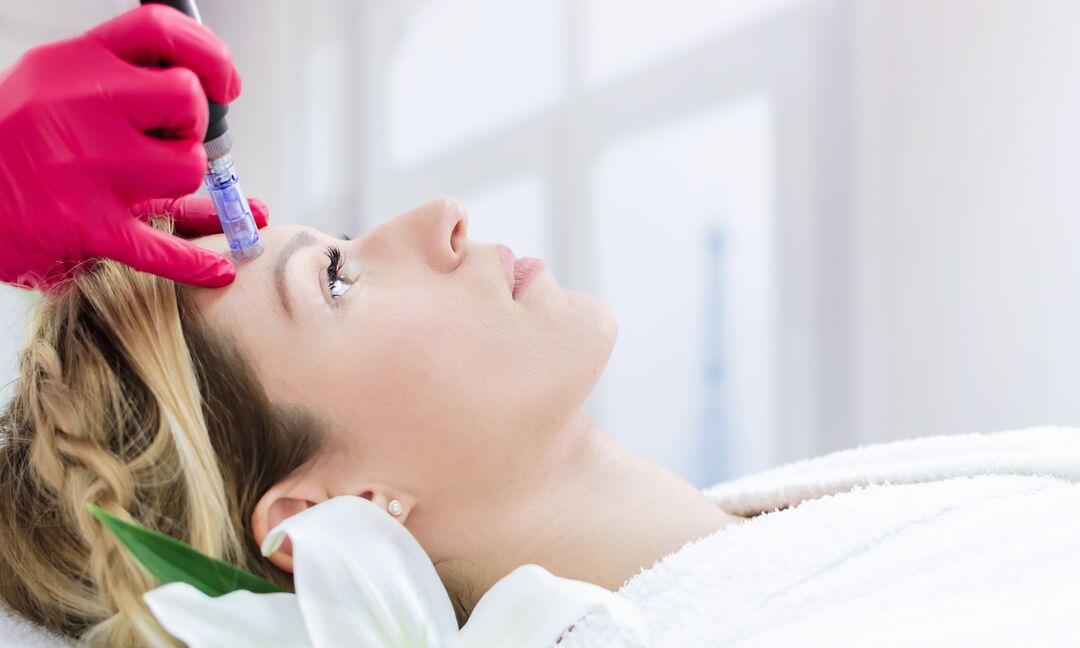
[453,412,742,615]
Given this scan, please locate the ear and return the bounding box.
[252,472,418,573]
[251,475,329,573]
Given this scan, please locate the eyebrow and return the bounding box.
[273,230,319,318]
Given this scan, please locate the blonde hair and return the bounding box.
[0,225,324,646]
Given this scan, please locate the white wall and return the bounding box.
[845,0,1080,444]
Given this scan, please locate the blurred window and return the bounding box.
[590,95,776,485]
[388,0,564,168]
[582,0,808,85]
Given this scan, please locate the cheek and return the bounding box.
[300,329,499,497]
[291,281,617,485]
[285,291,500,445]
[354,289,519,422]
[349,283,613,414]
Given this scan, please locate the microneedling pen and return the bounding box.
[139,0,264,260]
[203,134,263,260]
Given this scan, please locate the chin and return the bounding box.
[572,291,619,378]
[590,297,618,352]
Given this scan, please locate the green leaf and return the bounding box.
[87,503,286,597]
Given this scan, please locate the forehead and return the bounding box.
[188,225,310,341]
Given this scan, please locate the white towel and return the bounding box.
[0,601,73,647]
[551,425,1080,647]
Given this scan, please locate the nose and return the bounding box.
[417,197,469,273]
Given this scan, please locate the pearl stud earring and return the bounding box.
[388,499,403,516]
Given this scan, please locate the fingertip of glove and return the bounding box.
[249,198,270,227]
[198,257,236,288]
[228,68,242,102]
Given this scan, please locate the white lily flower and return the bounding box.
[144,495,650,648]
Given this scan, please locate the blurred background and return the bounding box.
[3,0,1080,488]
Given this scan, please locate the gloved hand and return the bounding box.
[0,4,265,292]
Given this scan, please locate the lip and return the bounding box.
[496,244,545,300]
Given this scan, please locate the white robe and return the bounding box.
[550,426,1080,647]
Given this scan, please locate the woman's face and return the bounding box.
[190,197,616,525]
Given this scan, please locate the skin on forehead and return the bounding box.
[190,226,308,334]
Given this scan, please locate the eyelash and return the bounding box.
[323,244,346,301]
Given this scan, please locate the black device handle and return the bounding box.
[139,0,229,143]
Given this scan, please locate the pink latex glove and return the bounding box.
[0,5,266,292]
